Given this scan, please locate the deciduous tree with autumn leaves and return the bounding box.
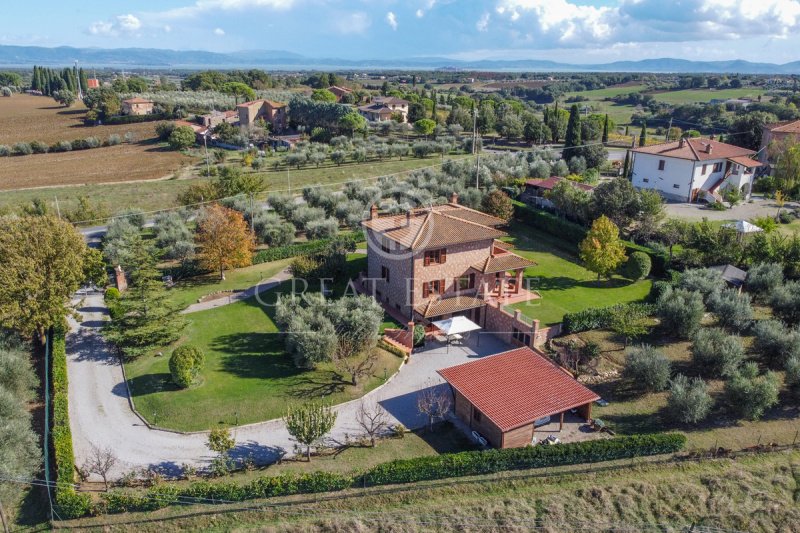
[195,204,255,280]
[579,215,627,281]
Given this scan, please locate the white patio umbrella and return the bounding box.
[431,316,482,336]
[723,220,763,234]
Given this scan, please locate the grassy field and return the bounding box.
[164,258,291,310]
[565,84,648,100]
[648,88,766,104]
[0,154,466,216]
[504,223,652,325]
[50,450,800,532]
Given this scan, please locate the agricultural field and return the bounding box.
[647,88,767,105]
[0,94,196,191]
[565,84,648,100]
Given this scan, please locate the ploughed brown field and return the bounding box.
[0,94,194,190]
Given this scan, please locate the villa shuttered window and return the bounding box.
[423,248,447,266]
[422,279,444,298]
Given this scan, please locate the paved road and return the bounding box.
[665,196,798,221]
[67,291,506,480]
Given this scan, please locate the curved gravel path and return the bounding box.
[66,290,506,480]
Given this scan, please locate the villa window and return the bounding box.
[658,159,665,170]
[381,237,391,253]
[456,273,475,291]
[381,266,390,283]
[473,409,482,422]
[672,184,680,189]
[702,164,708,175]
[422,279,444,298]
[713,162,723,173]
[512,327,531,346]
[423,248,447,266]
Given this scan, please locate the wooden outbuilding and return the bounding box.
[438,347,600,449]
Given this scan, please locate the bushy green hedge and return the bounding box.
[563,302,656,333]
[512,202,667,276]
[252,233,359,265]
[85,433,683,517]
[100,472,353,514]
[362,434,686,486]
[51,325,93,518]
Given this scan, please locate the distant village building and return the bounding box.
[327,85,353,102]
[236,99,287,132]
[760,119,800,162]
[200,109,239,129]
[121,97,154,116]
[87,78,100,89]
[629,137,763,203]
[358,96,409,122]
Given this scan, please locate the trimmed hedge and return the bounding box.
[252,233,358,265]
[81,433,684,517]
[51,325,93,518]
[563,302,655,334]
[512,202,668,276]
[101,472,353,514]
[362,434,686,486]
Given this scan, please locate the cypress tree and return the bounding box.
[79,68,88,95]
[431,90,437,121]
[625,125,629,136]
[564,104,582,161]
[639,120,647,147]
[602,114,609,143]
[623,149,631,180]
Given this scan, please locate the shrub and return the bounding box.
[155,121,176,141]
[104,287,121,302]
[51,140,73,152]
[481,190,514,221]
[289,254,322,279]
[168,126,196,150]
[84,136,101,149]
[0,145,10,156]
[745,263,784,298]
[30,140,48,154]
[707,288,753,331]
[107,134,122,146]
[413,325,426,346]
[51,326,93,518]
[562,303,654,333]
[724,362,780,421]
[667,374,713,424]
[362,434,686,486]
[169,345,205,388]
[71,138,88,150]
[752,319,800,367]
[785,356,800,400]
[291,206,327,230]
[252,236,357,265]
[305,217,339,240]
[623,251,651,280]
[623,344,671,392]
[649,280,672,302]
[656,287,705,339]
[678,268,725,302]
[769,281,800,325]
[12,142,32,155]
[691,327,744,377]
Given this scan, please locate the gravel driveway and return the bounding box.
[66,291,508,480]
[664,196,797,221]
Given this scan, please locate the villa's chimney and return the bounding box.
[679,137,685,148]
[706,144,713,154]
[710,134,716,141]
[370,204,378,220]
[450,192,459,205]
[406,210,412,226]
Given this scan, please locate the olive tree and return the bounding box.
[708,288,753,332]
[623,344,671,392]
[691,327,744,377]
[656,287,705,339]
[667,374,713,424]
[724,362,779,421]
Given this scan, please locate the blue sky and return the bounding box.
[2,0,800,63]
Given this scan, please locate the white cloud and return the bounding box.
[386,11,398,30]
[163,25,172,32]
[416,9,424,18]
[214,27,225,36]
[154,0,297,20]
[333,11,371,35]
[476,12,490,31]
[88,14,142,36]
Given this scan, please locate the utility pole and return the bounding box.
[473,106,480,189]
[54,196,61,219]
[249,193,256,241]
[665,117,673,142]
[0,499,10,533]
[203,134,211,176]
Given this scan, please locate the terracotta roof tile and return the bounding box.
[472,253,536,274]
[438,347,600,432]
[727,155,764,168]
[631,138,754,162]
[123,97,152,104]
[414,295,485,318]
[767,120,800,134]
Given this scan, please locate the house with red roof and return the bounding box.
[760,119,800,162]
[438,346,600,448]
[236,99,287,132]
[629,137,763,203]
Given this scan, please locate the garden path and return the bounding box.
[180,268,292,314]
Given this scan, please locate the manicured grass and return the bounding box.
[124,288,404,431]
[564,84,648,100]
[648,88,766,105]
[164,258,292,310]
[503,224,652,326]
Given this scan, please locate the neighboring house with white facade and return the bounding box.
[629,137,763,203]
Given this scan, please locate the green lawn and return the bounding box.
[504,224,652,326]
[125,253,402,431]
[648,88,766,105]
[164,258,292,310]
[565,84,648,100]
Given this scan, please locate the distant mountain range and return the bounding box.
[1,45,799,74]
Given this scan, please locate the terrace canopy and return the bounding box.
[432,316,481,336]
[723,220,763,234]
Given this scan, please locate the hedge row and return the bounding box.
[86,433,684,516]
[252,233,359,264]
[101,472,353,514]
[512,202,668,276]
[51,325,93,518]
[562,302,656,334]
[362,433,686,486]
[102,113,168,125]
